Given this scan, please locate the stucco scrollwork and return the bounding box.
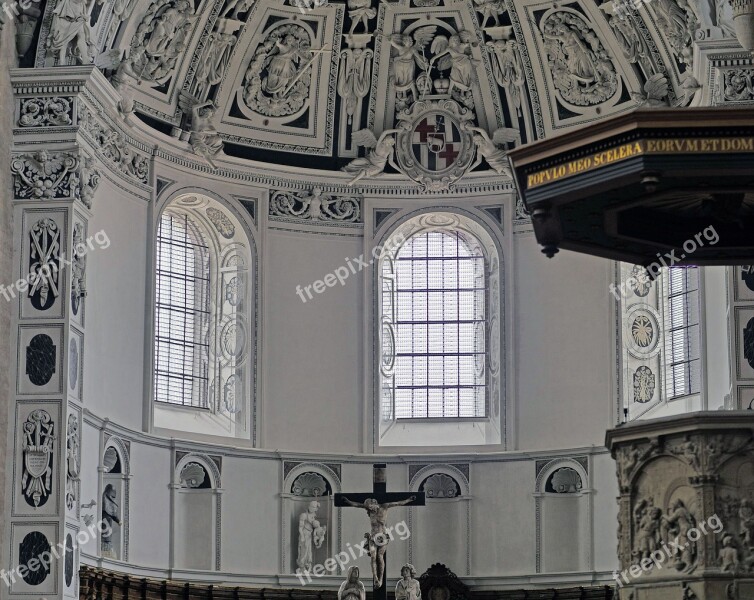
[270,188,362,223]
[19,97,73,127]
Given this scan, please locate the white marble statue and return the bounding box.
[46,0,99,64]
[338,566,366,600]
[297,500,326,571]
[395,564,421,600]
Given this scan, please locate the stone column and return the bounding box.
[606,412,754,600]
[4,65,151,600]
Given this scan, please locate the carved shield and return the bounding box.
[25,447,50,479]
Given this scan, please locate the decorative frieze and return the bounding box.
[19,96,74,127]
[269,188,362,223]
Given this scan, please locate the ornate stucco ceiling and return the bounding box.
[18,0,750,189]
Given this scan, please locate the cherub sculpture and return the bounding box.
[463,125,520,176]
[342,128,405,186]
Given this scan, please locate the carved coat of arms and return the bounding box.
[394,99,475,191]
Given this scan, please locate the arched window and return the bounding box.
[377,212,503,447]
[617,264,702,420]
[154,211,211,408]
[152,194,253,439]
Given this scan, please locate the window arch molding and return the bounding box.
[370,207,506,450]
[148,188,258,443]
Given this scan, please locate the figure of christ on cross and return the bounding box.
[335,464,425,599]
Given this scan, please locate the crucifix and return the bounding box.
[335,464,425,600]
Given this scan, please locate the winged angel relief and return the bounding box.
[540,11,618,106]
[342,128,405,186]
[388,27,479,109]
[243,25,327,117]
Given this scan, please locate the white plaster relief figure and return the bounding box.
[388,29,433,108]
[473,0,506,28]
[343,128,406,186]
[46,0,100,64]
[338,566,366,600]
[243,25,326,117]
[107,0,139,46]
[194,31,237,100]
[145,0,194,56]
[540,11,618,106]
[188,101,224,168]
[464,125,520,176]
[347,0,376,34]
[430,31,479,102]
[395,564,421,600]
[297,500,326,571]
[120,0,197,84]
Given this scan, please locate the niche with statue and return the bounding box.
[101,441,129,561]
[284,468,336,574]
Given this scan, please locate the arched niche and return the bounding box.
[150,189,257,443]
[171,452,223,571]
[408,464,471,575]
[100,436,131,562]
[534,458,591,574]
[281,463,341,577]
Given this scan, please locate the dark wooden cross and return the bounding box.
[335,464,425,600]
